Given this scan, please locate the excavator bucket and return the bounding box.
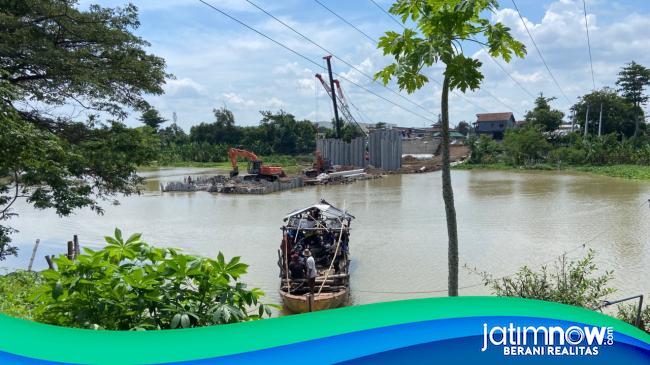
[230,166,239,178]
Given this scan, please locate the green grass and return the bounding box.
[454,162,650,180]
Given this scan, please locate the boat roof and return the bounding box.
[283,199,355,221]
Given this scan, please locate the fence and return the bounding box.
[316,130,402,171]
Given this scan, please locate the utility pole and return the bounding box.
[323,55,341,139]
[584,104,590,137]
[598,103,603,136]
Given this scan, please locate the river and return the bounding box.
[4,168,650,307]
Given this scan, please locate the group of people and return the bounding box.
[281,207,350,293]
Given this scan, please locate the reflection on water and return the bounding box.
[5,169,650,307]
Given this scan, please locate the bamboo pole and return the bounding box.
[27,239,40,271]
[317,203,347,296]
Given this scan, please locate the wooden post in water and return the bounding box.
[308,293,313,312]
[45,255,54,270]
[27,239,40,271]
[73,235,80,258]
[66,241,74,260]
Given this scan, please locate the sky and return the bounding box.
[76,0,650,130]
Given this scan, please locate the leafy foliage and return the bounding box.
[32,229,276,330]
[571,88,642,138]
[0,270,42,320]
[139,108,167,130]
[617,304,650,334]
[1,0,168,118]
[0,1,168,259]
[616,61,650,108]
[375,0,525,94]
[467,134,502,164]
[158,109,316,163]
[502,125,551,166]
[524,93,564,132]
[476,250,615,310]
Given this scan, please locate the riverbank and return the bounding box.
[142,155,313,175]
[454,162,650,180]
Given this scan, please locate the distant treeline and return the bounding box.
[152,109,317,163]
[142,107,365,164]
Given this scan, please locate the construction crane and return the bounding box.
[228,147,285,181]
[315,74,367,136]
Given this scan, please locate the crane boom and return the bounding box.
[315,74,367,136]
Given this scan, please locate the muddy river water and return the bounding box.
[5,168,650,307]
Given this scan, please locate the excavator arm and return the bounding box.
[228,147,285,179]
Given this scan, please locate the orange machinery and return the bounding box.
[228,148,285,180]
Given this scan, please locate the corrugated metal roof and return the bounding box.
[284,199,355,220]
[475,112,514,122]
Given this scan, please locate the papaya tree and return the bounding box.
[375,0,525,295]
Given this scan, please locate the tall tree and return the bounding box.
[456,121,470,136]
[214,107,235,128]
[139,108,167,130]
[616,61,650,136]
[376,0,525,295]
[572,88,640,138]
[0,1,167,259]
[524,93,564,132]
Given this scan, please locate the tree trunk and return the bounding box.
[441,74,459,296]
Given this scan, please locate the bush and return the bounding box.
[0,270,41,320]
[32,229,276,330]
[502,125,550,166]
[476,249,615,310]
[468,134,502,164]
[617,304,650,334]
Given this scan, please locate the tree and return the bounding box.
[0,1,167,259]
[376,0,525,296]
[502,125,550,166]
[214,107,235,128]
[139,108,167,130]
[571,88,640,138]
[375,122,387,129]
[456,121,470,136]
[524,93,564,132]
[616,61,650,137]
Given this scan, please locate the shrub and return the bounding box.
[468,134,502,164]
[0,270,41,320]
[32,229,276,330]
[476,250,615,310]
[502,126,550,166]
[617,304,650,334]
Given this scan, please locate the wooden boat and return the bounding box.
[278,199,354,313]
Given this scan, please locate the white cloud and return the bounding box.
[112,0,650,130]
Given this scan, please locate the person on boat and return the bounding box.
[288,253,306,279]
[304,249,317,294]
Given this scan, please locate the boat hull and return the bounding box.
[279,289,349,313]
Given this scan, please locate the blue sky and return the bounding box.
[76,0,650,129]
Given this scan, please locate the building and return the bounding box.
[473,112,516,139]
[432,131,467,144]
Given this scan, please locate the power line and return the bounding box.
[480,45,536,99]
[368,0,405,29]
[511,0,571,104]
[244,0,437,118]
[582,0,596,90]
[198,0,436,123]
[370,0,529,113]
[313,0,377,44]
[313,0,489,114]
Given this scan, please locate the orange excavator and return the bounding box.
[228,147,285,181]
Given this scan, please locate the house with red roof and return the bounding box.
[473,112,516,139]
